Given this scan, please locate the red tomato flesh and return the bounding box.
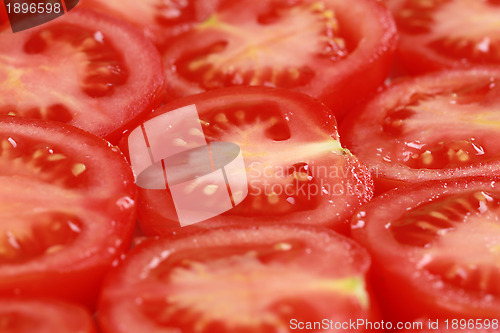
[98,224,375,333]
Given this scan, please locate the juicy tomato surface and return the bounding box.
[0,298,97,333]
[79,0,222,47]
[98,224,375,333]
[351,179,500,321]
[0,8,165,143]
[160,0,397,120]
[387,0,500,73]
[341,68,500,193]
[121,86,373,236]
[0,116,136,307]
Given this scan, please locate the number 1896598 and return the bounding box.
[6,1,62,14]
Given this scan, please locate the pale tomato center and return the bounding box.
[432,0,500,45]
[140,247,367,331]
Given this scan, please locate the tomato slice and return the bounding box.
[0,116,136,307]
[0,298,97,333]
[121,87,373,236]
[0,8,164,143]
[351,179,500,321]
[341,68,500,193]
[79,0,221,47]
[387,0,500,73]
[160,0,397,120]
[98,224,375,333]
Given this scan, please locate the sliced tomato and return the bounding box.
[0,8,164,143]
[387,0,500,73]
[79,0,222,47]
[0,116,136,307]
[121,87,373,236]
[351,179,500,321]
[0,298,97,333]
[98,224,375,333]
[341,68,500,193]
[160,0,397,120]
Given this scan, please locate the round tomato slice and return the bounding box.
[0,117,136,307]
[0,8,165,143]
[387,0,500,73]
[160,0,397,120]
[98,224,375,333]
[341,68,500,193]
[0,298,97,333]
[351,179,500,321]
[121,87,373,236]
[79,0,222,47]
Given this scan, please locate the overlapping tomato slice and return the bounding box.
[0,9,164,143]
[98,224,376,333]
[387,0,500,73]
[160,0,397,119]
[0,117,136,307]
[341,68,500,192]
[351,179,500,321]
[121,87,373,236]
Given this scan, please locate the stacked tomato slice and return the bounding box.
[0,9,165,143]
[342,68,500,192]
[352,179,500,321]
[123,87,373,236]
[0,117,136,307]
[98,225,376,333]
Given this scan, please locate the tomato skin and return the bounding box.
[351,179,500,322]
[0,298,97,333]
[0,8,165,144]
[98,224,377,333]
[120,86,373,236]
[340,68,500,193]
[0,116,137,308]
[161,0,397,120]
